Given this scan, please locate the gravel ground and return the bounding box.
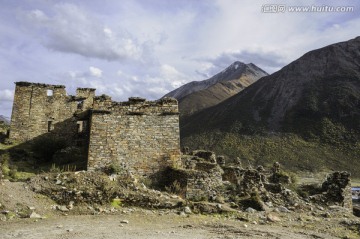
[0,210,354,239]
[1,181,360,239]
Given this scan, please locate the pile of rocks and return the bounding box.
[23,148,354,217]
[28,171,185,213]
[309,171,353,209]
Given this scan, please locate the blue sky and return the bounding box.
[0,0,359,117]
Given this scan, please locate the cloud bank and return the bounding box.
[0,0,359,117]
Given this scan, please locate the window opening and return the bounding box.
[77,121,83,133]
[47,89,54,97]
[48,121,53,132]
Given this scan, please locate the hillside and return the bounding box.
[181,36,360,175]
[182,37,360,139]
[0,115,10,125]
[165,62,268,117]
[0,115,10,135]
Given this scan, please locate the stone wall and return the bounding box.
[9,82,181,178]
[170,151,225,201]
[185,165,223,201]
[87,96,181,176]
[321,171,352,209]
[9,82,95,143]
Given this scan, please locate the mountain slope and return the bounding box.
[182,36,360,142]
[165,62,268,116]
[0,115,10,125]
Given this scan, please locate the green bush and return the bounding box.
[105,160,124,175]
[110,198,123,209]
[296,183,322,198]
[0,153,11,177]
[239,191,265,211]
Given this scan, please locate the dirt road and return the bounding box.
[0,210,343,239]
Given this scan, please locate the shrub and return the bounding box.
[0,154,10,177]
[296,183,322,198]
[270,170,292,184]
[110,198,123,209]
[239,191,265,211]
[165,180,183,195]
[105,160,124,175]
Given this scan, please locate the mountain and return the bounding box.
[164,62,268,117]
[0,115,10,125]
[182,36,360,141]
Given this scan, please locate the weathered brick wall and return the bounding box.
[9,82,181,177]
[76,88,96,110]
[87,97,181,176]
[9,82,95,143]
[185,165,224,201]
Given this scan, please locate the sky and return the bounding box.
[0,0,359,118]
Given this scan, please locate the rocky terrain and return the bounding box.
[1,207,359,239]
[0,168,360,239]
[1,148,360,238]
[164,62,267,117]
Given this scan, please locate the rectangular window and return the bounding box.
[48,121,52,132]
[77,121,83,133]
[47,89,53,96]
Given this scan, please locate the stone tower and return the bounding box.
[9,82,95,143]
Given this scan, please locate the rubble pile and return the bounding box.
[309,171,353,209]
[28,171,185,213]
[15,149,354,217]
[176,150,353,214]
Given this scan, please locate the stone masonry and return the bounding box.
[87,95,181,176]
[9,82,95,143]
[9,82,181,176]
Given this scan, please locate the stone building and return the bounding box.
[9,82,181,176]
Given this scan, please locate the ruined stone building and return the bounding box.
[9,82,181,176]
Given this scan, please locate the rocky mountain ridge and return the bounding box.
[165,61,268,117]
[0,115,10,125]
[182,36,360,141]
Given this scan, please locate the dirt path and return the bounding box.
[0,211,341,239]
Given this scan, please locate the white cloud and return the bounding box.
[22,3,157,63]
[160,64,187,88]
[0,0,359,118]
[89,66,102,77]
[28,9,48,22]
[193,48,288,76]
[188,0,360,73]
[103,27,113,38]
[0,89,14,101]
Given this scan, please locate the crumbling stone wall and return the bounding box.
[170,151,224,201]
[87,96,181,176]
[321,171,352,209]
[9,82,181,177]
[9,82,94,143]
[185,165,223,201]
